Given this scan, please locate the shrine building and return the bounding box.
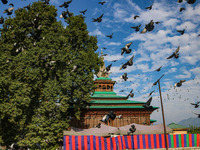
[69,52,159,129]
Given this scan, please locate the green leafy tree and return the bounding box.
[0,1,102,149]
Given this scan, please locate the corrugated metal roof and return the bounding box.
[88,106,159,109]
[95,77,112,80]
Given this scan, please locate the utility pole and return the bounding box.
[153,74,168,150]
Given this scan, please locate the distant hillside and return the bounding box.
[178,117,200,127]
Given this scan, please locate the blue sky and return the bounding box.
[1,0,200,125]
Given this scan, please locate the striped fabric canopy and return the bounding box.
[63,134,200,150]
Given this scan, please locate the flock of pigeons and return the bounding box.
[0,0,199,121]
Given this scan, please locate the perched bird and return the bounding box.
[167,46,180,59]
[154,66,162,72]
[79,9,87,15]
[192,111,200,118]
[186,0,196,4]
[133,15,139,20]
[92,14,104,22]
[95,123,101,128]
[106,33,113,39]
[145,5,152,10]
[107,111,116,120]
[127,125,136,135]
[3,3,14,15]
[105,63,112,72]
[190,101,200,108]
[152,74,164,87]
[177,27,186,35]
[174,80,186,87]
[1,0,8,4]
[120,73,128,81]
[0,16,4,24]
[143,97,153,110]
[179,7,186,12]
[131,24,141,32]
[120,55,134,70]
[148,90,155,97]
[121,42,133,55]
[59,0,72,8]
[127,89,134,98]
[98,1,106,5]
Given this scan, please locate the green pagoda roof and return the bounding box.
[91,91,127,98]
[168,123,188,129]
[95,77,112,80]
[90,100,145,104]
[87,106,159,109]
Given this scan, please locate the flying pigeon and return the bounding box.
[190,101,200,108]
[186,0,196,4]
[127,89,134,98]
[3,3,14,15]
[120,55,134,70]
[174,80,186,87]
[102,47,107,49]
[98,1,106,5]
[79,9,87,15]
[133,15,139,20]
[120,73,128,81]
[179,7,186,12]
[178,0,183,2]
[92,14,104,22]
[143,97,153,109]
[148,90,155,97]
[192,111,200,118]
[106,33,113,39]
[177,27,186,35]
[155,21,161,24]
[1,0,8,4]
[141,20,154,33]
[167,46,180,59]
[59,0,72,8]
[106,63,112,72]
[154,66,162,72]
[131,24,141,32]
[121,42,133,55]
[111,60,117,62]
[145,4,152,10]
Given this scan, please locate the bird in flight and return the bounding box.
[131,24,141,32]
[79,9,87,15]
[127,89,134,98]
[3,3,14,15]
[141,20,154,33]
[174,80,186,88]
[145,4,153,10]
[167,46,180,59]
[120,55,134,70]
[154,66,162,72]
[1,0,8,4]
[179,7,186,12]
[106,33,113,39]
[92,14,104,22]
[192,111,200,118]
[177,27,186,35]
[186,0,196,4]
[143,97,153,110]
[98,1,106,5]
[59,0,72,8]
[190,101,200,108]
[120,73,128,81]
[133,15,139,20]
[121,42,133,55]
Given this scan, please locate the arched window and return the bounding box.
[107,85,110,90]
[99,85,101,90]
[103,85,106,89]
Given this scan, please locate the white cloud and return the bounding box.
[89,29,104,37]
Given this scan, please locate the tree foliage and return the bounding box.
[0,1,102,149]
